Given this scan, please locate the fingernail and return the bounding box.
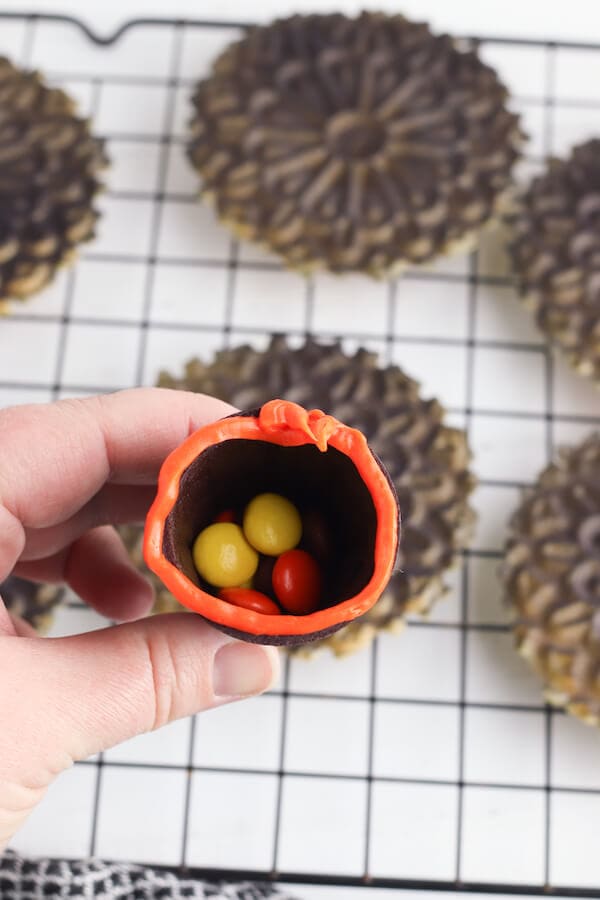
[213,641,278,698]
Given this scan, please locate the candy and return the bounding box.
[243,492,302,556]
[219,587,281,615]
[215,509,236,523]
[192,523,258,588]
[272,549,322,615]
[252,554,277,598]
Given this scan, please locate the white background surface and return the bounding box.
[2,3,600,897]
[0,0,599,43]
[295,892,578,900]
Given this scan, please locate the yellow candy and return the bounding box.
[243,492,302,556]
[192,523,258,588]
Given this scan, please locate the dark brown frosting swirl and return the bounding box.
[0,576,64,633]
[503,433,600,724]
[189,12,522,275]
[507,139,600,382]
[0,57,107,304]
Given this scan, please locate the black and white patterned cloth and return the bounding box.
[0,851,301,899]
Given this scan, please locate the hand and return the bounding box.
[0,388,280,850]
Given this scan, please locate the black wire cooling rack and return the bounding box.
[3,11,600,898]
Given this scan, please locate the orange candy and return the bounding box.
[219,587,282,616]
[272,549,322,615]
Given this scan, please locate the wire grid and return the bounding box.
[3,11,600,897]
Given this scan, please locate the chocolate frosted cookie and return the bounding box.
[0,57,107,308]
[152,337,475,655]
[1,575,64,634]
[188,12,522,276]
[503,434,600,725]
[507,139,600,382]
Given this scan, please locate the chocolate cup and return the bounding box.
[144,400,399,646]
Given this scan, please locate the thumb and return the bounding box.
[1,615,280,783]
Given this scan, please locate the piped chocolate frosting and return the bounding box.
[0,575,64,633]
[0,56,107,305]
[503,433,600,724]
[507,139,600,382]
[188,12,522,275]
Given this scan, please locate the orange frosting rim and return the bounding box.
[143,400,399,636]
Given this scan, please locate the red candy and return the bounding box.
[219,587,281,616]
[272,549,322,615]
[215,509,236,523]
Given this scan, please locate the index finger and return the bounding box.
[0,387,235,531]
